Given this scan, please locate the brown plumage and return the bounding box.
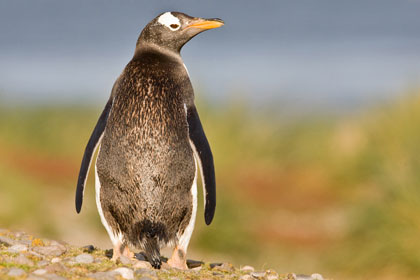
[75,12,223,269]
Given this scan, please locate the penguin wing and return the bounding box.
[187,105,216,225]
[75,97,113,213]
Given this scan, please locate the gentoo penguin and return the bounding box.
[75,12,223,269]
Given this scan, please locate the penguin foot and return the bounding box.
[122,246,134,259]
[111,253,120,262]
[150,257,162,269]
[167,247,188,270]
[110,243,122,262]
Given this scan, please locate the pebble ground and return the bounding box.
[0,229,326,280]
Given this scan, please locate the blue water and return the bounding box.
[1,0,420,110]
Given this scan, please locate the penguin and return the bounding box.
[75,12,223,269]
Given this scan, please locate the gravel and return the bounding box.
[45,262,67,273]
[37,260,50,267]
[89,271,118,280]
[14,254,35,266]
[113,267,134,279]
[135,268,157,277]
[33,268,48,275]
[82,244,95,253]
[251,271,267,279]
[133,260,153,269]
[241,265,255,272]
[33,245,66,257]
[75,253,94,264]
[137,277,154,280]
[0,236,16,246]
[51,257,61,263]
[293,273,325,280]
[119,255,132,265]
[27,275,46,280]
[311,273,325,280]
[8,267,26,277]
[8,244,28,253]
[0,229,327,280]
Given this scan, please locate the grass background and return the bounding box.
[2,90,420,279]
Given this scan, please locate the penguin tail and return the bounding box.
[144,237,161,269]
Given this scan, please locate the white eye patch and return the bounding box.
[157,12,181,31]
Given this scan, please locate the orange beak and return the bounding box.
[186,18,224,30]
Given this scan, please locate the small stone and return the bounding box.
[210,262,223,269]
[251,271,267,279]
[113,267,134,279]
[267,274,279,280]
[8,244,28,253]
[89,271,117,280]
[19,239,32,246]
[0,236,16,246]
[133,260,152,269]
[51,257,61,263]
[240,275,254,280]
[135,252,147,261]
[28,250,44,258]
[213,271,224,276]
[15,232,24,238]
[75,253,94,264]
[137,277,153,280]
[45,263,66,273]
[1,256,11,263]
[134,268,157,277]
[50,240,67,247]
[33,245,66,256]
[160,262,172,270]
[44,273,66,280]
[37,260,50,267]
[119,255,131,265]
[8,267,26,277]
[191,266,202,271]
[27,275,45,280]
[105,248,113,258]
[294,274,313,280]
[311,273,324,280]
[241,265,255,272]
[186,259,204,269]
[33,269,47,275]
[82,244,95,253]
[14,254,35,266]
[213,262,235,272]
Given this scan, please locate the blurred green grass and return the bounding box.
[2,91,420,279]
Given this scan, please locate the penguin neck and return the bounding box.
[133,42,183,63]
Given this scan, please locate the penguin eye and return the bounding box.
[170,24,180,29]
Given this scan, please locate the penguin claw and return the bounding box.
[122,246,134,259]
[167,259,187,270]
[110,243,122,262]
[150,257,162,269]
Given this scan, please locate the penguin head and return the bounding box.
[136,12,224,53]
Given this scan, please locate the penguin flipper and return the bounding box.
[186,105,216,225]
[75,98,113,213]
